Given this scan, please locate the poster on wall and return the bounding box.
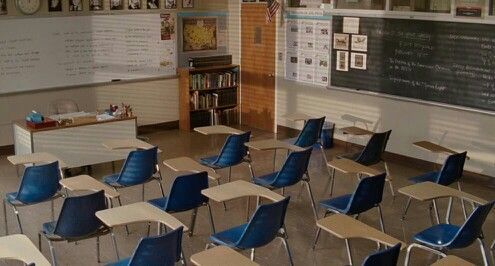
[183,18,217,52]
[284,12,330,87]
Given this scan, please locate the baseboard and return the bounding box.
[0,145,14,156]
[137,120,179,135]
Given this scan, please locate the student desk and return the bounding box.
[245,139,305,171]
[102,138,158,151]
[281,113,314,122]
[327,158,384,196]
[316,214,405,265]
[340,126,374,136]
[59,175,120,206]
[12,116,137,169]
[201,180,284,203]
[7,152,67,177]
[413,141,470,159]
[0,234,51,266]
[191,246,258,266]
[194,125,244,135]
[431,256,475,266]
[163,157,221,181]
[398,181,487,223]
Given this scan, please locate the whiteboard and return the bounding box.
[0,14,177,94]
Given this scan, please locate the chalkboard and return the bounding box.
[0,14,177,94]
[331,16,495,112]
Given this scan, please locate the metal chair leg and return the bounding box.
[189,208,198,237]
[228,167,232,183]
[432,199,440,224]
[329,168,336,196]
[457,182,468,220]
[48,240,57,266]
[96,236,101,263]
[281,236,294,266]
[206,203,216,234]
[51,200,55,221]
[304,180,318,221]
[312,227,322,249]
[146,222,151,237]
[402,197,412,221]
[250,248,255,261]
[345,239,353,265]
[272,149,277,172]
[3,200,8,235]
[117,197,130,235]
[142,184,145,201]
[383,161,395,200]
[12,206,23,234]
[111,229,119,260]
[281,187,285,196]
[377,205,385,233]
[478,238,489,266]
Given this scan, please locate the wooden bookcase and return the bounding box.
[178,64,240,131]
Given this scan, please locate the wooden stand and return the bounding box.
[179,64,240,131]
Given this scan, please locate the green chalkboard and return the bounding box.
[331,16,495,112]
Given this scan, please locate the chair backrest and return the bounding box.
[213,131,251,167]
[346,173,386,215]
[236,197,290,249]
[117,147,158,186]
[362,243,401,266]
[271,148,312,188]
[128,226,183,266]
[165,172,209,212]
[355,130,392,166]
[294,117,325,148]
[448,201,494,249]
[50,99,79,115]
[54,190,106,238]
[15,161,60,204]
[436,152,467,186]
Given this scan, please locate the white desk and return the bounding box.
[13,117,137,168]
[201,180,285,203]
[163,157,221,181]
[194,125,244,135]
[191,246,258,266]
[245,139,304,152]
[327,158,385,196]
[0,234,50,266]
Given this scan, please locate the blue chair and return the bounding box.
[3,161,62,234]
[200,131,254,183]
[333,131,394,197]
[206,197,293,265]
[106,226,184,266]
[252,148,317,220]
[104,147,164,203]
[404,201,494,266]
[38,190,119,266]
[362,243,401,266]
[313,173,387,249]
[402,152,468,222]
[148,171,215,237]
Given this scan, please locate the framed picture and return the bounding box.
[351,35,368,52]
[90,0,104,10]
[0,0,6,15]
[110,0,124,10]
[48,0,62,12]
[147,0,159,9]
[183,18,217,52]
[69,0,83,11]
[336,51,349,71]
[165,0,177,8]
[182,0,194,8]
[333,33,349,50]
[350,52,367,70]
[128,0,141,9]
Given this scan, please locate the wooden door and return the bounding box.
[241,3,276,132]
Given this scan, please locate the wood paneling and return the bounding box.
[241,4,276,132]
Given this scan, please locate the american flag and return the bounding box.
[265,0,280,23]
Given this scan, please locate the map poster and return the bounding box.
[183,17,217,52]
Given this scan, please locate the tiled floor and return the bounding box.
[0,126,494,265]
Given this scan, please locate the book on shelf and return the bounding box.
[189,71,238,91]
[190,89,236,111]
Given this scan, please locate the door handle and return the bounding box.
[268,73,275,77]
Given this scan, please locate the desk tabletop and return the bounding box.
[60,175,120,199]
[194,125,244,135]
[7,152,67,168]
[0,234,50,266]
[245,139,305,152]
[14,116,136,133]
[163,157,221,181]
[96,202,188,231]
[431,256,475,266]
[317,214,406,248]
[190,246,258,266]
[281,113,314,122]
[327,159,383,176]
[413,141,469,159]
[398,182,487,205]
[340,126,374,136]
[202,180,285,203]
[102,138,158,151]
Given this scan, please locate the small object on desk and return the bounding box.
[340,126,374,136]
[60,175,120,199]
[431,255,475,266]
[26,118,57,129]
[102,139,158,151]
[0,234,51,266]
[7,152,67,168]
[191,246,259,266]
[327,158,383,176]
[96,113,116,121]
[25,110,44,123]
[201,180,285,203]
[194,125,244,135]
[398,181,487,205]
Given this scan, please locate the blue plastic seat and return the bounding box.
[207,197,293,265]
[148,171,215,236]
[362,243,401,266]
[313,173,387,249]
[405,201,494,266]
[284,117,327,165]
[3,161,62,234]
[106,227,184,266]
[200,131,253,183]
[39,190,118,266]
[252,148,317,220]
[333,131,394,197]
[103,147,164,202]
[402,152,468,221]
